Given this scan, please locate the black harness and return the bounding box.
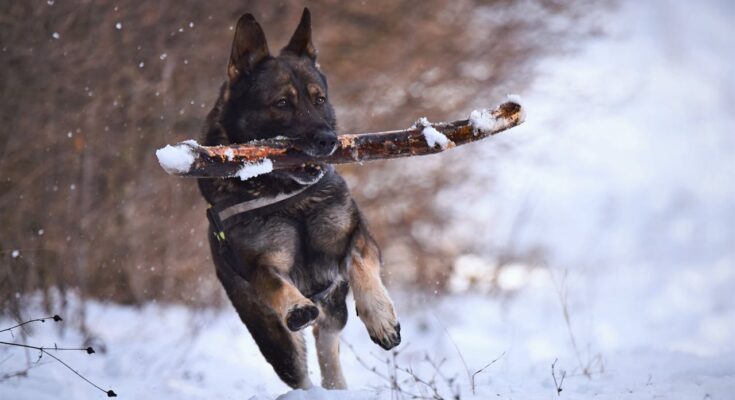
[206,175,338,302]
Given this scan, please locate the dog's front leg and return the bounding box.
[250,266,320,332]
[348,225,401,350]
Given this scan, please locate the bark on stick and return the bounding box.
[156,99,525,179]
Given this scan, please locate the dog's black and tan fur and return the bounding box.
[197,9,400,389]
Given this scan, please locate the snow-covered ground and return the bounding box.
[1,275,733,399]
[3,0,734,399]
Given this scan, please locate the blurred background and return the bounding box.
[1,0,734,399]
[0,0,605,311]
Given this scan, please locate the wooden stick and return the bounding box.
[156,98,525,179]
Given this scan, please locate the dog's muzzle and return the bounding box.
[303,129,338,157]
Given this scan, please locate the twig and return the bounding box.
[551,358,566,396]
[470,351,505,392]
[430,311,473,394]
[37,347,115,397]
[548,267,604,378]
[343,339,452,400]
[394,362,441,399]
[0,315,62,334]
[340,338,390,382]
[396,354,463,400]
[0,366,33,382]
[0,341,96,354]
[1,316,116,397]
[0,353,52,382]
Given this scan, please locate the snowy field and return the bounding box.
[2,276,733,399]
[3,0,735,398]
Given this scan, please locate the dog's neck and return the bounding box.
[200,164,332,213]
[217,171,326,219]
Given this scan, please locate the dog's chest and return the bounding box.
[282,182,356,294]
[279,175,354,249]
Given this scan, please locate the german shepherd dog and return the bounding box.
[197,9,401,390]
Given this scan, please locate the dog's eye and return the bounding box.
[315,96,326,105]
[275,98,288,108]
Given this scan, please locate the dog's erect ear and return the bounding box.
[228,14,270,81]
[281,8,316,61]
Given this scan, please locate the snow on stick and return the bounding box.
[156,97,525,179]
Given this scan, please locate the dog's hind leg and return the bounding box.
[314,325,346,389]
[347,219,401,350]
[313,282,349,389]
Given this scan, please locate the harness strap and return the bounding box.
[218,184,311,221]
[207,204,253,281]
[206,173,336,301]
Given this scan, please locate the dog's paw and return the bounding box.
[357,301,401,350]
[286,303,319,332]
[370,321,401,350]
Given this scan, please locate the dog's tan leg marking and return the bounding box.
[249,266,318,331]
[348,234,401,350]
[313,323,347,389]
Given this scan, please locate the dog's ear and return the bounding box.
[228,13,270,81]
[281,8,316,61]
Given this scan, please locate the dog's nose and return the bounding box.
[312,130,338,157]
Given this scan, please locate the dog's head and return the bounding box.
[221,8,337,158]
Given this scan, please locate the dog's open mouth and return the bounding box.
[283,162,328,185]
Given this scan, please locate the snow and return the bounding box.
[468,93,526,134]
[234,158,273,181]
[468,108,502,134]
[416,117,452,149]
[422,126,451,150]
[505,93,522,104]
[155,141,198,174]
[413,116,430,129]
[505,93,526,124]
[2,273,733,400]
[224,148,235,161]
[275,387,378,400]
